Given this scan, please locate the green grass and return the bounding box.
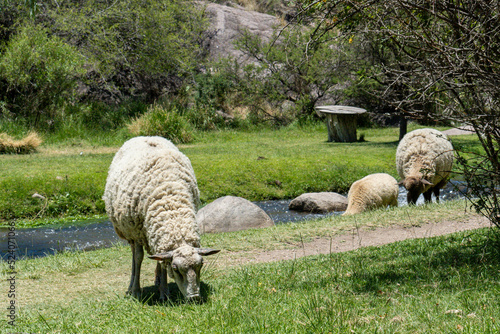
[1,201,498,333]
[0,123,483,227]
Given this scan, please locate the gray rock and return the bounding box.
[289,192,348,213]
[197,196,274,233]
[202,2,280,64]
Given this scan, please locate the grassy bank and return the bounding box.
[1,200,498,333]
[0,123,482,227]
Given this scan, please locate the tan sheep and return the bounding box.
[343,173,399,215]
[396,128,454,204]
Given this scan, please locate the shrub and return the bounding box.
[182,105,226,131]
[0,22,86,128]
[127,104,194,144]
[47,0,207,102]
[0,131,42,154]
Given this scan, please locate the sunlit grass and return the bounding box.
[0,122,482,227]
[2,209,498,333]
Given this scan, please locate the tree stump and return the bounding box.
[315,106,367,143]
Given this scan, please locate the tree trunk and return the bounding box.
[326,114,358,142]
[399,115,407,141]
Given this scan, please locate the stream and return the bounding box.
[0,181,466,259]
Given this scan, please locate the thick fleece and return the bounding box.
[103,136,201,254]
[396,128,454,204]
[343,173,399,215]
[103,136,220,301]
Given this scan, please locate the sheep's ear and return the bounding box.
[397,180,405,186]
[196,248,220,256]
[148,252,174,261]
[422,179,433,186]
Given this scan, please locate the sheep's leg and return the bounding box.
[154,262,169,300]
[433,187,441,203]
[155,262,161,286]
[433,179,448,203]
[423,189,433,203]
[127,242,136,294]
[159,264,169,301]
[129,243,144,299]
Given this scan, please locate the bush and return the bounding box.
[65,100,149,132]
[127,104,194,144]
[0,22,86,128]
[46,0,207,102]
[235,26,352,123]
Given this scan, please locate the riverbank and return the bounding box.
[0,124,481,228]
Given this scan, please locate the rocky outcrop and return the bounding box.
[197,196,274,233]
[202,2,280,63]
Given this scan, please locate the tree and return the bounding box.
[45,0,208,103]
[295,0,500,227]
[235,23,352,124]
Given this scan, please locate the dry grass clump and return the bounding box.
[0,131,43,154]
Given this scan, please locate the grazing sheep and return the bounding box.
[396,128,454,204]
[103,136,219,302]
[342,173,399,215]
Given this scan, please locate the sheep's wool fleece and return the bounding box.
[396,128,454,185]
[103,136,201,254]
[344,173,398,214]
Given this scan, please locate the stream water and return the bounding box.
[0,181,466,259]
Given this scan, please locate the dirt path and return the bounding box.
[217,215,491,267]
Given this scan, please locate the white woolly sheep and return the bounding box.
[103,136,219,302]
[342,173,399,215]
[396,128,454,204]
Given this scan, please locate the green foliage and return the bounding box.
[194,70,239,112]
[48,0,206,78]
[66,100,149,132]
[127,103,194,144]
[235,25,352,123]
[182,104,225,131]
[0,22,86,128]
[1,0,210,133]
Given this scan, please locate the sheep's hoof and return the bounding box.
[126,288,142,300]
[159,288,170,302]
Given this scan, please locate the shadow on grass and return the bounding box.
[348,228,500,294]
[137,281,215,306]
[322,140,400,148]
[276,228,500,296]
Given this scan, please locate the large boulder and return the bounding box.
[202,2,280,64]
[197,196,274,233]
[289,192,348,213]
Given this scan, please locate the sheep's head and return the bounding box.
[399,176,433,205]
[149,245,219,302]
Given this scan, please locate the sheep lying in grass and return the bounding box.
[396,128,454,204]
[343,173,399,215]
[103,136,219,302]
